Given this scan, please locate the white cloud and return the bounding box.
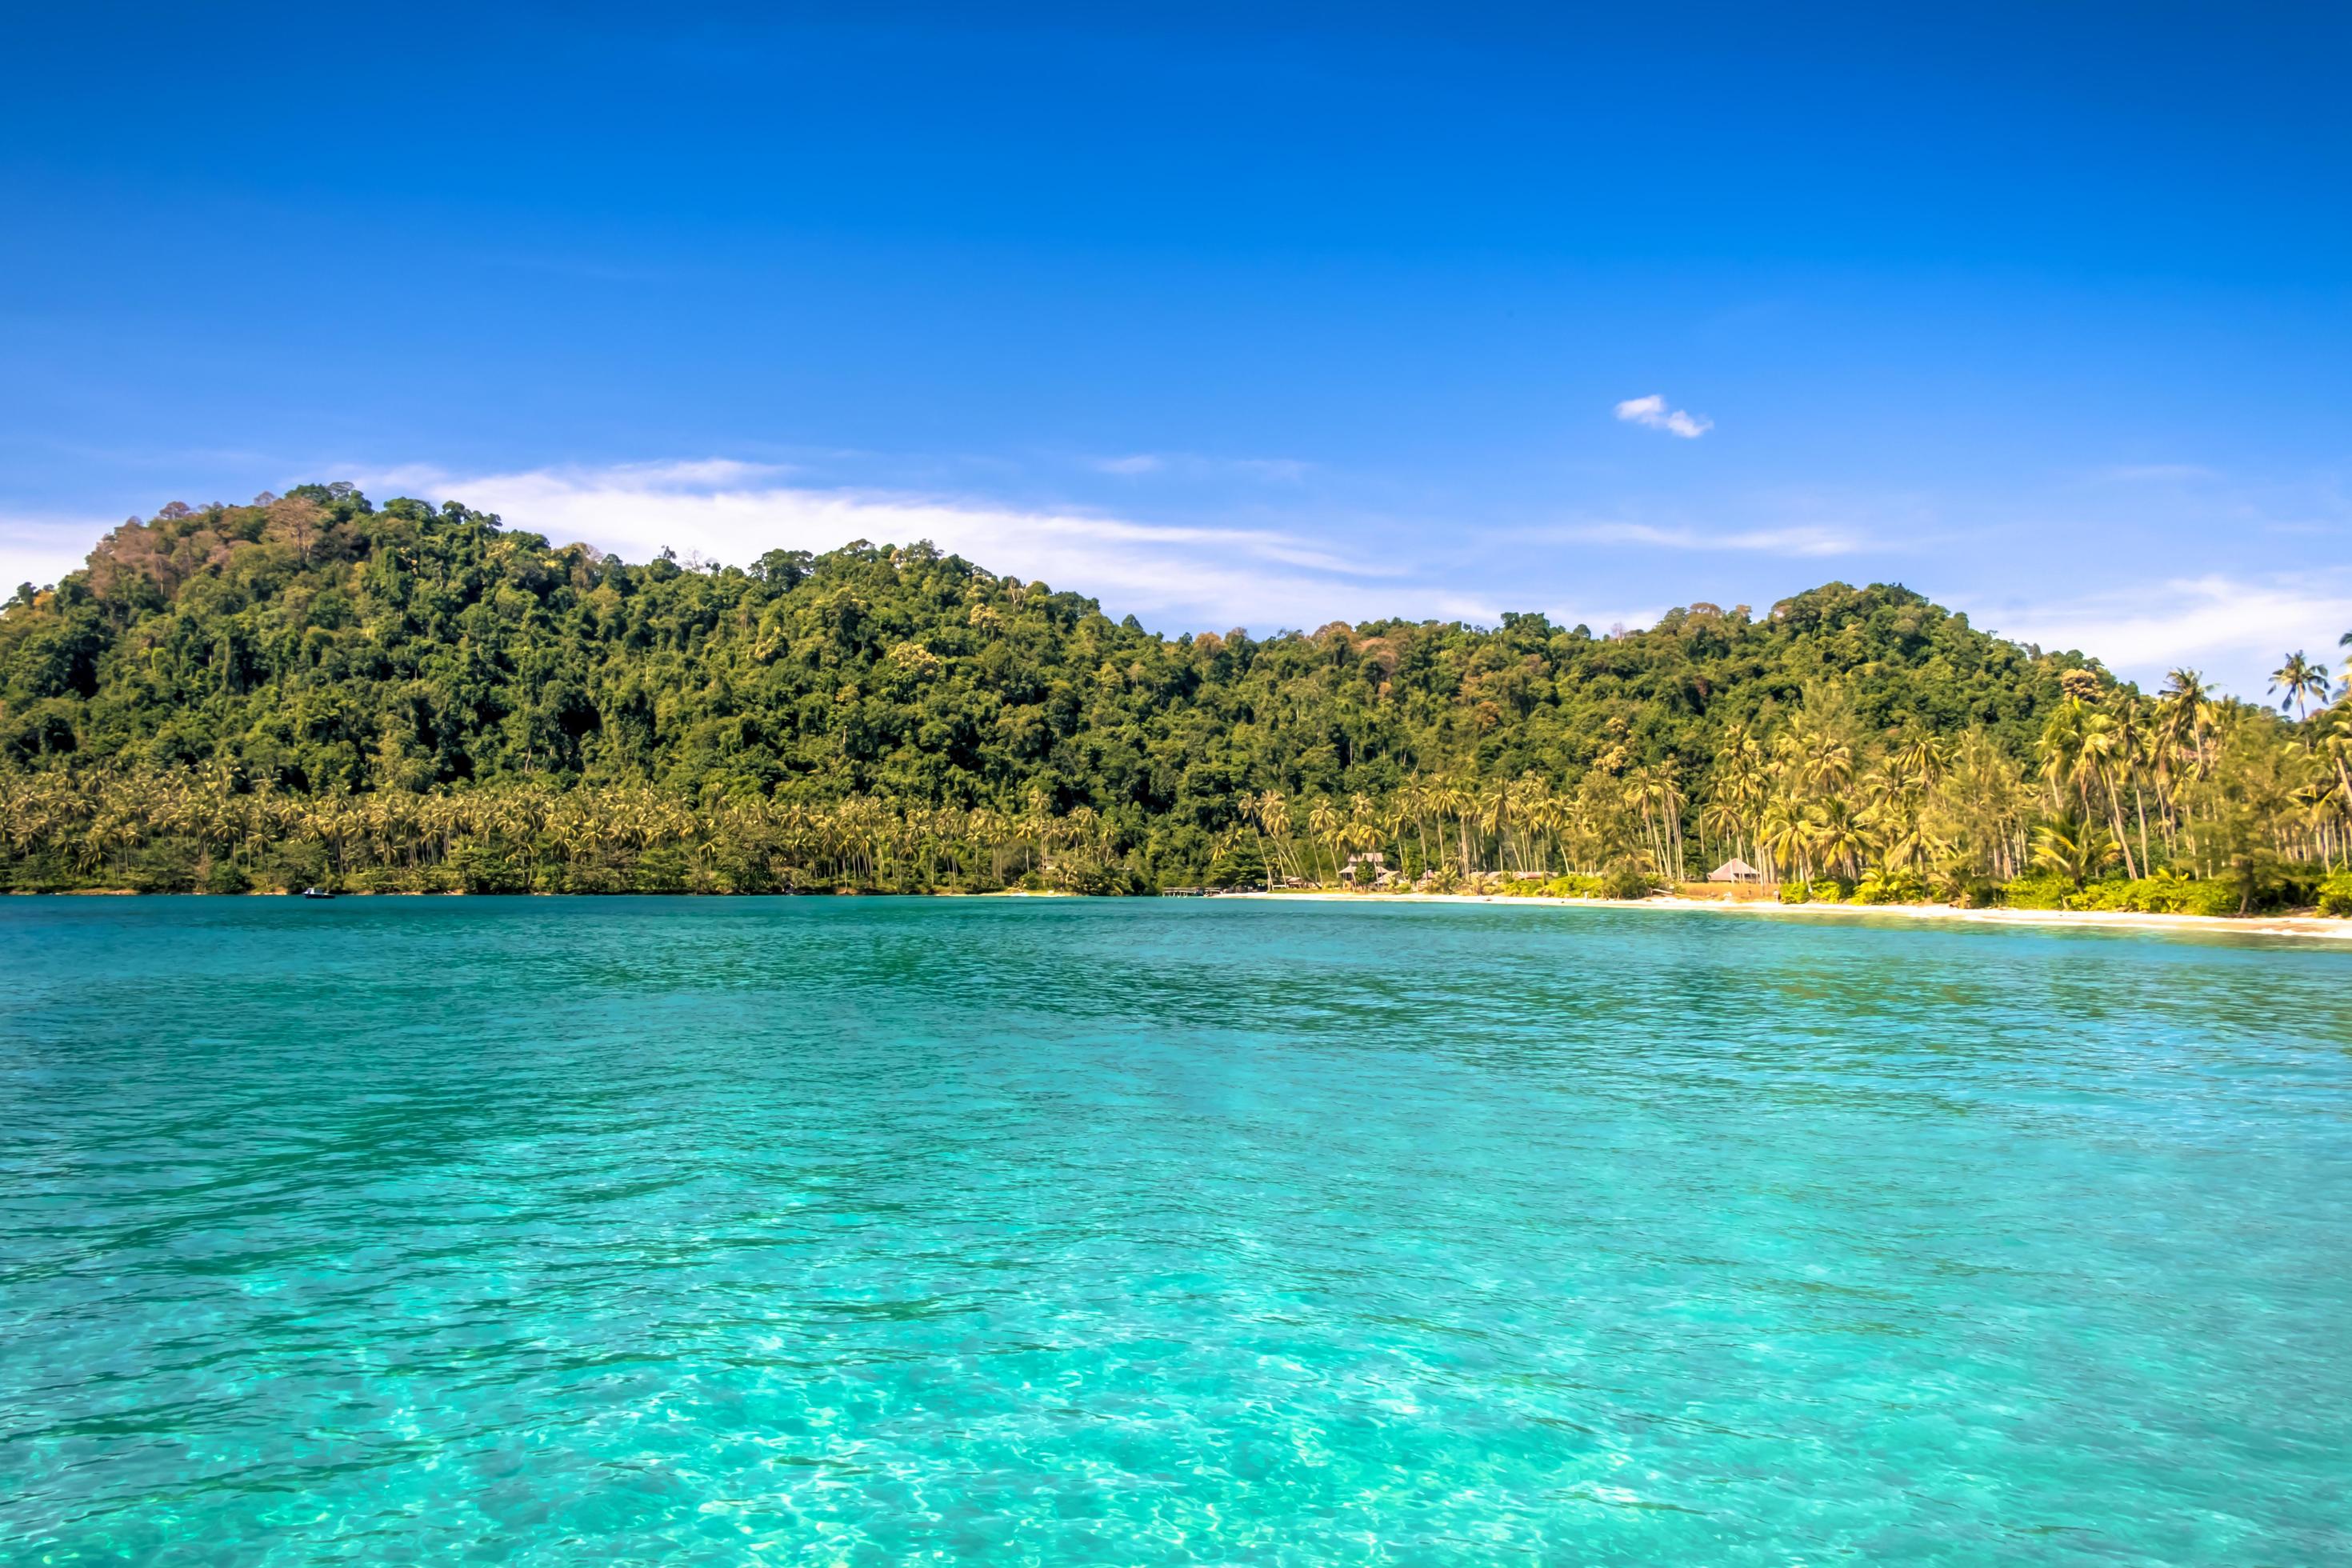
[1613,394,1712,439]
[1968,573,2352,700]
[356,459,1477,634]
[1559,522,1862,557]
[0,512,114,593]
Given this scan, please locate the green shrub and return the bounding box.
[2065,878,2138,912]
[1999,874,2073,910]
[1778,880,1810,904]
[1809,878,1846,904]
[2319,870,2352,917]
[1852,869,1926,905]
[2005,871,2246,917]
[2101,872,2238,917]
[1051,860,1152,896]
[450,843,530,894]
[122,854,190,893]
[1203,839,1268,889]
[1599,867,1657,900]
[2174,879,2241,917]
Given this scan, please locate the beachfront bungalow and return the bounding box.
[1707,857,1763,883]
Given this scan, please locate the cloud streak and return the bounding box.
[1088,452,1313,482]
[2091,462,2221,484]
[356,459,1462,634]
[1560,521,1861,558]
[1613,394,1711,439]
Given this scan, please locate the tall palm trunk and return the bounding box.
[2101,766,2139,880]
[2132,782,2152,875]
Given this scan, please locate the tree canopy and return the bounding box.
[3,485,2343,906]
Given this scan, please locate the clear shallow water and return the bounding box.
[2,898,2348,1566]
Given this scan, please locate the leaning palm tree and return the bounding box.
[2074,712,2140,878]
[1238,791,1279,890]
[2270,651,2331,724]
[1306,796,1342,885]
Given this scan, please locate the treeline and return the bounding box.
[2,484,2346,911]
[0,771,1142,895]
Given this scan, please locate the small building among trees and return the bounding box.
[1707,857,1763,883]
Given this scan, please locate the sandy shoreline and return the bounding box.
[1218,890,2352,942]
[18,884,2349,938]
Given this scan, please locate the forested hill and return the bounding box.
[5,486,2084,819]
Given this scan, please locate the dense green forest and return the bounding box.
[3,485,2347,912]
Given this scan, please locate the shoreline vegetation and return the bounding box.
[5,484,2349,927]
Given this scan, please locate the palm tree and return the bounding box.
[1475,778,1514,875]
[1439,777,1475,876]
[1812,798,1866,881]
[1759,796,1808,883]
[2159,669,2214,766]
[2322,713,2352,862]
[1652,758,1686,880]
[1396,775,1434,877]
[1238,791,1278,890]
[2030,809,2120,888]
[2110,698,2157,875]
[1259,792,1298,884]
[1306,796,1341,885]
[2270,651,2330,723]
[2074,711,2140,879]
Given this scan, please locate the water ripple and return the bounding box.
[2,898,2349,1563]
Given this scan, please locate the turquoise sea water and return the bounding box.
[2,898,2349,1565]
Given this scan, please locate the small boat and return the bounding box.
[302,886,335,900]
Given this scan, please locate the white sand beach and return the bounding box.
[1219,890,2352,942]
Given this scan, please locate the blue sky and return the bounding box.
[5,2,2347,695]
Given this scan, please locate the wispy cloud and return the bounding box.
[1087,452,1313,483]
[1613,394,1711,439]
[1561,521,1861,558]
[1966,572,2352,698]
[2089,462,2222,485]
[356,458,1466,634]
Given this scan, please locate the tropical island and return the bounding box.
[2,484,2346,919]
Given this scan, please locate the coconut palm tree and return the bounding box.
[1759,796,1809,883]
[2030,809,2120,888]
[2108,698,2157,874]
[1306,796,1342,885]
[2270,651,2330,724]
[2074,712,2140,879]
